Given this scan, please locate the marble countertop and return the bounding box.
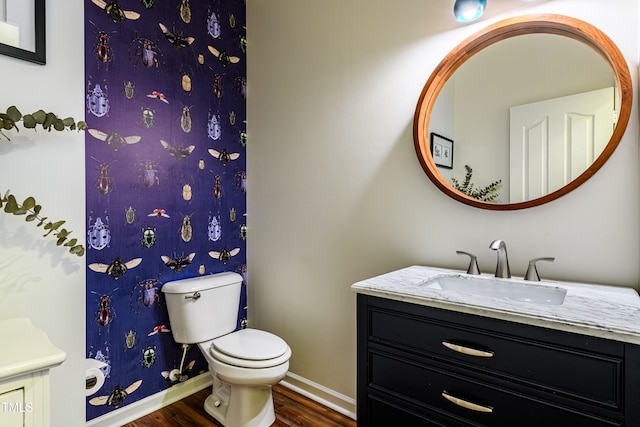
[0,317,66,381]
[351,265,640,345]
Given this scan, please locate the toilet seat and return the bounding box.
[211,329,291,369]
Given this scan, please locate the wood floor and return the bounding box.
[123,384,356,427]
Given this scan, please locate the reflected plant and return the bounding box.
[451,164,502,203]
[0,106,86,256]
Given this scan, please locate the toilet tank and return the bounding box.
[162,272,243,344]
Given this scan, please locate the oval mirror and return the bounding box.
[413,14,632,210]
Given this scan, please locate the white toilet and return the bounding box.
[162,272,291,427]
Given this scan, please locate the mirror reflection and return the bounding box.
[429,33,616,204]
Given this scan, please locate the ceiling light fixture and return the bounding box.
[453,0,487,22]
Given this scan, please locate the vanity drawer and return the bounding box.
[368,306,623,409]
[366,393,475,427]
[369,351,622,427]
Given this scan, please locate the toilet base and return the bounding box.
[203,376,276,427]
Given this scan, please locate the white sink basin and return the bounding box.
[425,275,567,305]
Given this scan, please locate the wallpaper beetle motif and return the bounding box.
[87,81,111,117]
[85,1,247,420]
[88,215,111,250]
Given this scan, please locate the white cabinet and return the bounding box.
[0,386,24,426]
[0,371,49,427]
[0,318,65,427]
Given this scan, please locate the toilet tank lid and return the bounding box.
[162,272,243,294]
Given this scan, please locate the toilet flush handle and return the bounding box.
[185,291,201,300]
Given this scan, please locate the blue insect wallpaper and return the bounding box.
[84,0,247,420]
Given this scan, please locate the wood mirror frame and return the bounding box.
[413,14,632,210]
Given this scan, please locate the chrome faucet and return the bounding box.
[524,257,555,281]
[489,239,511,278]
[456,250,481,275]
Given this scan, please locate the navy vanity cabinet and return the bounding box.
[356,294,640,426]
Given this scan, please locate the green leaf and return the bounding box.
[43,113,57,130]
[21,197,36,210]
[48,220,65,230]
[62,117,75,127]
[6,106,21,122]
[77,121,87,131]
[22,114,36,129]
[70,245,85,256]
[53,119,65,131]
[3,195,19,213]
[64,238,78,247]
[32,110,47,124]
[1,117,15,130]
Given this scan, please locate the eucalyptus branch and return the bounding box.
[0,105,87,140]
[0,105,86,257]
[0,190,85,256]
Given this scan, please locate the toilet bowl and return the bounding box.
[199,328,291,385]
[198,329,291,427]
[162,273,292,427]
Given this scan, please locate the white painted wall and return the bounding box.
[0,1,85,426]
[247,0,639,409]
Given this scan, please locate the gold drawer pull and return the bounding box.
[442,391,493,413]
[442,341,494,358]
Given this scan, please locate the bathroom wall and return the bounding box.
[247,0,639,412]
[0,2,86,426]
[84,0,246,422]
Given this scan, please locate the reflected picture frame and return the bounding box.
[0,0,46,64]
[430,132,454,169]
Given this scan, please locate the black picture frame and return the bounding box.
[430,132,454,169]
[0,0,46,65]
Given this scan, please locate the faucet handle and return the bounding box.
[456,251,481,275]
[524,257,555,281]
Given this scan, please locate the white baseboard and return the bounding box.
[86,373,212,427]
[280,372,357,420]
[85,371,357,426]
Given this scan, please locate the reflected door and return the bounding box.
[509,87,614,202]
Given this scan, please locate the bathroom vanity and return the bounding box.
[352,266,640,426]
[0,318,66,427]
